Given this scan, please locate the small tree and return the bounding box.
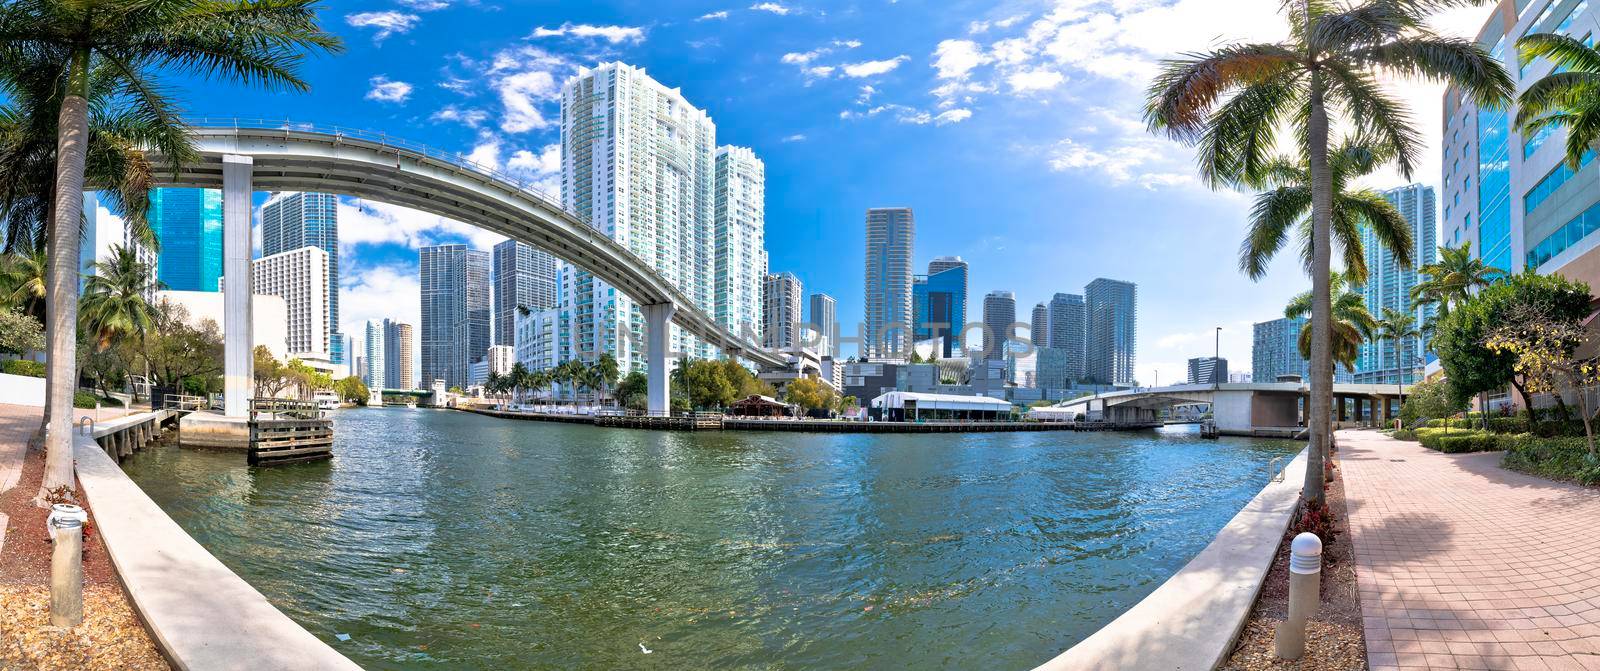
[1398,379,1465,429]
[0,307,44,355]
[1485,302,1600,457]
[335,376,369,404]
[615,371,648,411]
[784,377,837,415]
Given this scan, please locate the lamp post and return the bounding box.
[1214,326,1222,390]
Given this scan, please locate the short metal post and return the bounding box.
[49,504,86,627]
[1274,532,1323,659]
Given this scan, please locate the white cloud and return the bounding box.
[841,55,908,78]
[932,39,989,79]
[697,10,730,20]
[1006,67,1064,92]
[506,143,563,196]
[465,138,500,170]
[432,106,488,127]
[530,22,646,44]
[397,0,449,10]
[834,39,862,49]
[497,69,559,133]
[344,11,419,43]
[781,48,828,65]
[365,76,413,103]
[968,14,1026,34]
[749,2,792,14]
[805,65,835,78]
[338,198,506,253]
[781,133,807,142]
[338,262,422,350]
[934,108,972,125]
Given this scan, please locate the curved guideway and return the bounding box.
[121,407,1300,669]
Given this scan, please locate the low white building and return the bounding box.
[157,290,289,361]
[869,391,1013,422]
[513,307,561,373]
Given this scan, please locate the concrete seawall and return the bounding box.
[1034,448,1309,670]
[74,419,361,671]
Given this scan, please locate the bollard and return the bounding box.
[49,505,85,628]
[1273,532,1323,660]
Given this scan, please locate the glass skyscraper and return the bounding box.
[1085,278,1136,385]
[149,188,223,292]
[1253,316,1356,384]
[981,290,1015,361]
[492,239,560,347]
[864,207,914,358]
[1356,184,1439,384]
[912,256,966,358]
[1047,293,1086,383]
[420,245,491,390]
[261,192,343,363]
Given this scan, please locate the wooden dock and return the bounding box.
[248,400,333,466]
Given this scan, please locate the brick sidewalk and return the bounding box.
[1338,429,1600,670]
[0,404,40,558]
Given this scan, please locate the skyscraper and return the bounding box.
[420,245,491,390]
[383,320,414,390]
[1085,278,1136,385]
[864,207,914,357]
[560,62,719,371]
[1188,357,1228,385]
[808,293,837,357]
[1048,293,1086,383]
[363,321,387,390]
[261,192,343,364]
[252,246,330,358]
[763,272,803,351]
[1253,316,1354,383]
[982,290,1016,361]
[1356,184,1439,384]
[149,188,223,292]
[714,145,768,346]
[492,240,560,348]
[913,256,967,357]
[1030,302,1049,347]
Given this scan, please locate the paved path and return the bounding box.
[1338,429,1600,671]
[0,404,40,558]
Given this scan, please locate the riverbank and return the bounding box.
[462,406,1163,433]
[0,404,169,671]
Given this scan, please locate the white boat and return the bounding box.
[313,391,340,410]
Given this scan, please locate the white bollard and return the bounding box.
[49,504,85,627]
[1273,532,1323,659]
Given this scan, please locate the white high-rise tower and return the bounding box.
[715,145,767,345]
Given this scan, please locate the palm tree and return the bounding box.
[593,353,619,407]
[1286,272,1379,372]
[1240,139,1414,283]
[0,0,341,493]
[1144,0,1511,506]
[485,370,503,404]
[1410,242,1504,331]
[0,248,45,316]
[507,362,528,406]
[1515,32,1600,170]
[1369,309,1420,416]
[79,244,158,351]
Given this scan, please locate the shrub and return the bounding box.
[1393,428,1417,441]
[1291,500,1339,544]
[1,358,45,377]
[1416,428,1502,453]
[1502,436,1600,486]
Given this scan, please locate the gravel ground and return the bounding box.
[1220,451,1367,671]
[0,406,170,671]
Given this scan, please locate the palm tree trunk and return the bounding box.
[1305,68,1333,507]
[43,49,92,495]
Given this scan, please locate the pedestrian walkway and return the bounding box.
[1338,429,1600,671]
[0,404,39,558]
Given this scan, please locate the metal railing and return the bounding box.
[248,398,322,421]
[179,117,784,368]
[162,394,206,413]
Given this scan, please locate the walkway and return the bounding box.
[0,404,37,557]
[1338,429,1600,670]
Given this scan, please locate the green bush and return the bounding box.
[1502,435,1600,486]
[72,391,99,408]
[1,358,44,377]
[1393,428,1417,441]
[1415,428,1501,453]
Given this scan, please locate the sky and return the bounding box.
[161,0,1495,384]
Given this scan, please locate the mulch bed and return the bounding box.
[1220,451,1367,671]
[0,429,170,670]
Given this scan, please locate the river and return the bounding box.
[121,406,1299,669]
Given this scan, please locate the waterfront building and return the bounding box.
[1033,346,1072,390]
[864,207,915,357]
[383,320,414,390]
[714,145,768,346]
[1252,316,1354,383]
[353,353,367,383]
[492,239,560,348]
[1356,184,1438,384]
[513,307,563,376]
[842,360,901,402]
[763,272,803,351]
[982,290,1016,361]
[420,244,491,390]
[913,256,967,357]
[149,188,223,292]
[808,293,837,357]
[1187,356,1228,385]
[252,246,330,358]
[1085,278,1137,384]
[487,345,515,378]
[1229,372,1253,383]
[1048,293,1086,383]
[559,62,720,372]
[261,192,344,364]
[1030,303,1049,347]
[363,321,386,390]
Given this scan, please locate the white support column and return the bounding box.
[222,155,254,418]
[644,302,676,415]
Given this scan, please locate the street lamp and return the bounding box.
[1214,326,1222,390]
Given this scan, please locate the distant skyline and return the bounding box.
[122,0,1497,384]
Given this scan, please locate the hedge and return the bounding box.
[1,359,44,377]
[1501,435,1600,486]
[1414,428,1501,453]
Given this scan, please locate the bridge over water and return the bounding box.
[150,119,787,417]
[1046,382,1413,437]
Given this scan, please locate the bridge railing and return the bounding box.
[181,117,780,367]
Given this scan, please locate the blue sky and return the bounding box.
[164,0,1492,383]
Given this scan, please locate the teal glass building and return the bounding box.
[149,188,223,292]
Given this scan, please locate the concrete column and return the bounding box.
[643,302,676,415]
[222,155,254,418]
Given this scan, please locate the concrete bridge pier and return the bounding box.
[644,302,676,415]
[222,155,254,418]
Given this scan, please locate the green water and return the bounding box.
[121,407,1299,669]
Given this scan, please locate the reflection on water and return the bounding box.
[122,408,1299,670]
